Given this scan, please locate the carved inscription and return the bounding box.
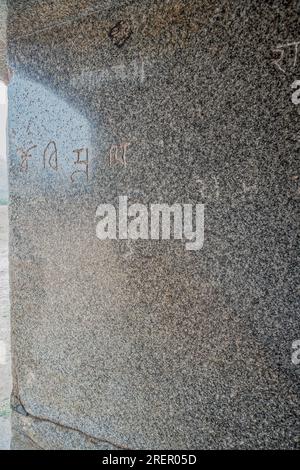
[43,141,58,171]
[18,145,37,173]
[71,148,89,182]
[272,41,300,74]
[108,20,132,48]
[109,143,130,168]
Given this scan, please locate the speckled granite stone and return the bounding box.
[7,0,300,449]
[0,1,7,82]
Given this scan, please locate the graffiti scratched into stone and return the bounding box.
[109,143,130,168]
[108,20,132,48]
[18,137,90,184]
[194,177,220,201]
[272,41,300,73]
[71,148,89,183]
[288,175,300,198]
[17,145,37,173]
[43,141,58,171]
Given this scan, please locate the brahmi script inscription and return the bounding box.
[272,41,300,74]
[13,133,297,202]
[15,138,132,184]
[17,142,90,183]
[271,39,300,200]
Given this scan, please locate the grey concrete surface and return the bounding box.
[6,0,300,449]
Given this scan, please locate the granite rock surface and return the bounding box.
[7,0,300,449]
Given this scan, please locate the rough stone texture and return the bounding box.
[0,206,11,450]
[0,1,7,82]
[7,0,300,449]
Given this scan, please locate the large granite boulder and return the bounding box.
[7,0,300,449]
